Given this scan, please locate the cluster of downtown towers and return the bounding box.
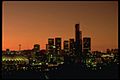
[34,24,91,60]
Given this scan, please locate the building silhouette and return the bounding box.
[69,38,75,55]
[55,37,61,55]
[33,44,40,52]
[33,44,40,59]
[75,24,82,57]
[83,37,91,57]
[6,49,10,55]
[19,44,21,51]
[63,40,69,54]
[80,31,82,54]
[48,38,54,54]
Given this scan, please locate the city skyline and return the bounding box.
[2,1,118,51]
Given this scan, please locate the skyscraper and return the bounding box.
[80,31,82,54]
[48,38,54,54]
[83,37,91,56]
[63,40,69,54]
[75,24,82,56]
[69,38,75,55]
[33,44,40,52]
[33,44,40,58]
[55,37,61,55]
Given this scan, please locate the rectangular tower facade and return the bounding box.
[75,24,82,56]
[63,40,69,54]
[83,37,91,56]
[33,44,40,58]
[55,37,61,55]
[69,38,75,55]
[34,44,40,52]
[48,38,54,54]
[80,31,82,54]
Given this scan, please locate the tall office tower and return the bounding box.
[80,31,82,54]
[83,37,91,57]
[75,24,82,56]
[55,37,61,55]
[48,38,54,54]
[63,40,69,54]
[34,44,40,52]
[33,44,40,57]
[69,38,75,55]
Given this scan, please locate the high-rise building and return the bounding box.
[55,37,61,55]
[83,37,91,56]
[75,24,82,56]
[48,38,54,54]
[63,40,69,54]
[69,38,75,55]
[33,44,40,58]
[80,31,82,54]
[33,44,40,52]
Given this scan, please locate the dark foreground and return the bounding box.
[2,63,119,79]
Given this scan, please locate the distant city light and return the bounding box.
[39,63,42,65]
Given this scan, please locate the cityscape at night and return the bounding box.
[2,1,118,79]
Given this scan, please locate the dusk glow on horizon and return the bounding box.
[2,1,118,51]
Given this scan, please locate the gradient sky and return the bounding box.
[2,1,118,52]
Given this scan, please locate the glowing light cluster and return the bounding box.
[2,56,29,62]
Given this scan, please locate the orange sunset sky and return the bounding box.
[2,1,118,52]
